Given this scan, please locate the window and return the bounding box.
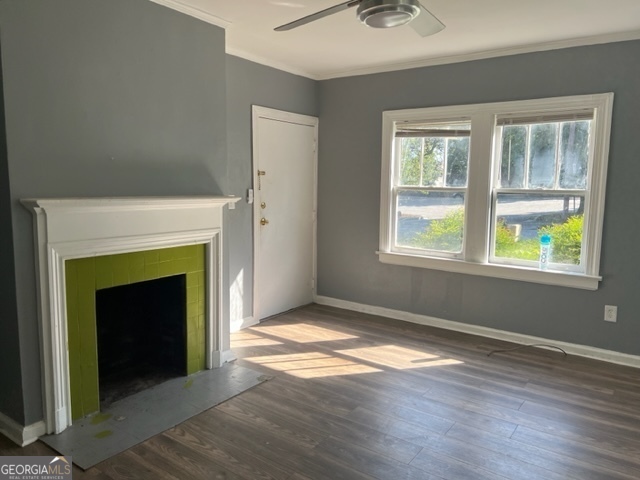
[492,115,592,271]
[379,94,614,290]
[395,121,470,256]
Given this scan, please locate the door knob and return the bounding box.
[260,218,269,226]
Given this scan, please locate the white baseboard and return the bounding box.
[0,411,46,447]
[231,316,259,333]
[314,295,640,369]
[221,349,237,364]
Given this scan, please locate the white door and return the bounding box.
[252,106,318,321]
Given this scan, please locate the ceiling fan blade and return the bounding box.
[275,0,361,32]
[409,4,445,37]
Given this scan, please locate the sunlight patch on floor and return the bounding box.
[336,344,463,370]
[243,352,382,378]
[252,323,359,343]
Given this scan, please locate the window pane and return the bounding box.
[421,138,445,187]
[493,193,584,268]
[559,121,590,189]
[500,126,526,188]
[528,123,558,188]
[446,137,469,187]
[396,190,465,253]
[396,122,470,188]
[399,138,422,186]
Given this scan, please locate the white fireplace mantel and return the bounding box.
[22,196,240,435]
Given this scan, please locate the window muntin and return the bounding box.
[559,121,590,189]
[392,122,470,256]
[380,94,613,289]
[499,120,591,190]
[500,126,527,188]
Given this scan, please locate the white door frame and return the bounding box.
[251,105,319,322]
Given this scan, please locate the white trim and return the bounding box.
[378,252,601,290]
[21,196,237,211]
[585,93,614,277]
[21,196,239,435]
[379,113,395,253]
[226,51,319,81]
[227,30,640,81]
[314,295,640,369]
[145,1,640,81]
[210,349,237,368]
[379,93,613,290]
[231,315,259,332]
[147,0,231,28]
[465,113,494,263]
[205,232,223,370]
[251,106,319,322]
[252,106,319,127]
[22,421,46,446]
[221,349,238,365]
[314,30,640,80]
[0,412,46,447]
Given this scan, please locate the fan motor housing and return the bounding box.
[357,0,421,29]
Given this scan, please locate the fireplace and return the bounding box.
[65,243,207,420]
[96,275,187,409]
[22,196,239,435]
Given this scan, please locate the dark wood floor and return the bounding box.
[3,303,640,479]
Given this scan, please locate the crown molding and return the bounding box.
[226,49,318,80]
[146,1,640,81]
[315,29,640,80]
[228,29,640,81]
[148,0,231,28]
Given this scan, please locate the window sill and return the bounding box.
[377,251,601,290]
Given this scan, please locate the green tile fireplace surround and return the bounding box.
[65,244,206,420]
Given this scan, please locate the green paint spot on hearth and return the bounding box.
[94,430,113,439]
[183,379,194,389]
[90,413,112,425]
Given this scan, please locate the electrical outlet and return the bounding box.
[604,305,618,323]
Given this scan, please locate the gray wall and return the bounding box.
[317,41,640,355]
[0,0,227,424]
[2,0,638,428]
[226,55,318,323]
[0,38,23,424]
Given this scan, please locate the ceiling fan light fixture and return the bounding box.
[357,0,420,29]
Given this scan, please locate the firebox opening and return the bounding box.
[96,274,187,408]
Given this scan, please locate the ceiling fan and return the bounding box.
[275,0,445,37]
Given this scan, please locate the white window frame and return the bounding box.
[392,120,471,260]
[379,93,614,290]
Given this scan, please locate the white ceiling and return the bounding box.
[152,0,640,79]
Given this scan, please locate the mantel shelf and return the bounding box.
[21,195,240,211]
